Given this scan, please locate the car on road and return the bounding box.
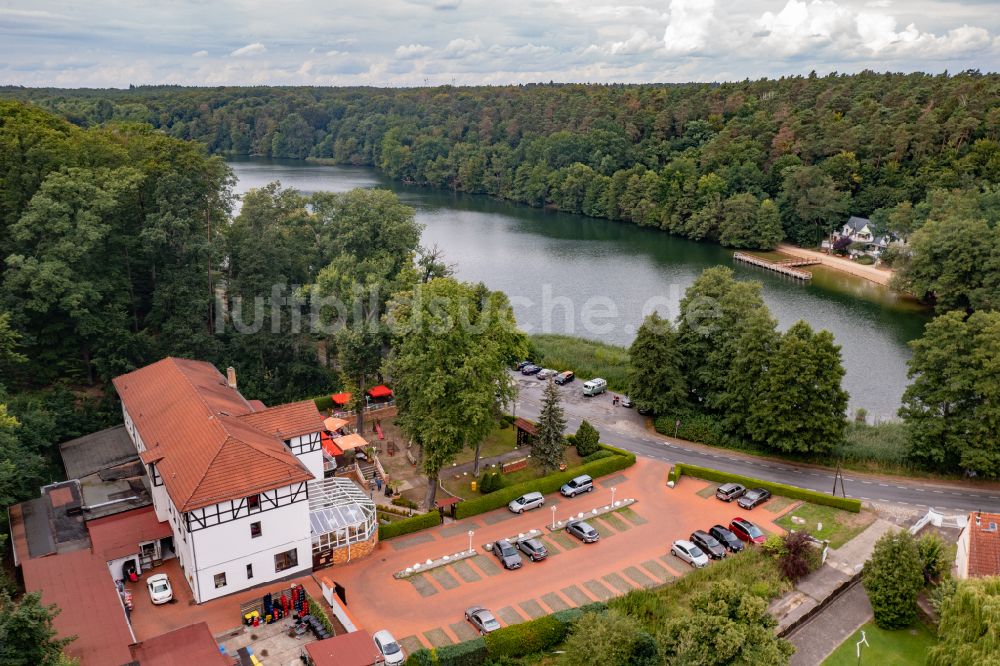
[737,487,772,510]
[709,524,745,553]
[554,370,575,385]
[582,378,608,396]
[465,606,502,635]
[491,538,523,569]
[637,406,653,416]
[373,629,405,665]
[515,360,532,370]
[536,368,557,380]
[566,520,600,543]
[670,539,710,568]
[521,364,542,375]
[620,395,633,407]
[146,573,173,604]
[729,517,766,544]
[715,482,746,502]
[560,474,594,497]
[690,530,727,559]
[508,491,545,514]
[516,537,549,561]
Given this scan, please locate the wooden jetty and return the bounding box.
[732,252,819,280]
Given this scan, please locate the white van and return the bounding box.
[582,378,607,396]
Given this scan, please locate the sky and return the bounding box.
[1,0,998,87]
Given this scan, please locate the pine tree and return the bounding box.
[628,313,687,415]
[575,420,600,457]
[534,379,566,472]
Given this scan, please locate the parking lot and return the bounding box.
[327,457,789,653]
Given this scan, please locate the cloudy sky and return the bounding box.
[2,0,997,87]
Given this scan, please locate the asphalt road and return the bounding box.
[511,373,1000,514]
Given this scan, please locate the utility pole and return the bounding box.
[832,460,847,497]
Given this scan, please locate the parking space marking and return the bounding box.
[399,635,426,654]
[536,536,562,555]
[599,512,631,532]
[519,599,547,619]
[497,605,527,626]
[548,530,581,551]
[602,572,636,594]
[449,620,480,642]
[440,521,481,538]
[423,627,453,648]
[407,573,440,597]
[541,591,571,612]
[469,554,503,577]
[430,566,461,590]
[482,510,519,526]
[639,559,676,583]
[597,474,628,488]
[591,516,618,535]
[561,584,593,607]
[389,532,436,551]
[660,553,690,574]
[583,579,616,601]
[450,560,482,584]
[622,566,657,589]
[616,507,648,526]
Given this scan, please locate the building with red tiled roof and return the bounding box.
[957,511,1000,579]
[128,622,230,665]
[304,631,383,666]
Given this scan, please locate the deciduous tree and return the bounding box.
[628,313,686,416]
[927,577,1000,666]
[862,531,924,629]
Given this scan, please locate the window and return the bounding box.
[250,521,262,538]
[247,494,260,510]
[246,564,253,579]
[274,548,298,572]
[214,573,227,588]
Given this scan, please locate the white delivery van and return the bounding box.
[582,378,607,396]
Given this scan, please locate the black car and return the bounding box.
[516,537,548,561]
[715,482,746,502]
[690,530,727,559]
[709,525,745,553]
[737,487,772,510]
[515,360,533,370]
[521,364,542,376]
[637,406,653,416]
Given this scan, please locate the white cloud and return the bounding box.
[443,36,482,58]
[192,49,208,57]
[230,42,266,57]
[756,0,855,56]
[608,30,661,55]
[395,43,433,58]
[662,0,716,53]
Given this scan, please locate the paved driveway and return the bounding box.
[325,458,785,652]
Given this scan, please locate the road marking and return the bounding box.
[878,483,889,487]
[861,480,872,484]
[914,488,926,492]
[932,490,944,494]
[895,486,907,490]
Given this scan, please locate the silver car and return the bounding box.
[491,538,523,569]
[671,539,710,568]
[537,368,557,380]
[466,606,501,634]
[560,474,594,497]
[566,520,600,543]
[508,491,545,514]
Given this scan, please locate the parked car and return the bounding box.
[536,368,557,380]
[146,573,173,604]
[620,395,633,408]
[737,487,772,510]
[554,370,575,385]
[560,474,594,497]
[671,539,710,568]
[566,520,600,543]
[715,482,746,502]
[690,530,727,559]
[465,606,502,634]
[729,517,766,544]
[582,378,608,396]
[637,406,653,416]
[515,360,533,370]
[373,630,405,666]
[709,524,745,553]
[491,538,523,569]
[516,537,549,561]
[521,364,542,375]
[508,491,545,514]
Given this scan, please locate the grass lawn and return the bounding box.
[777,503,876,549]
[822,621,937,666]
[529,334,630,392]
[451,425,518,466]
[441,447,585,500]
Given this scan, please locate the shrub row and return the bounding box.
[581,449,615,464]
[454,445,636,520]
[313,395,335,412]
[378,511,441,540]
[671,463,862,513]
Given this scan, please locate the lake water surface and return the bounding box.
[228,157,929,420]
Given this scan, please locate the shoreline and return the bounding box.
[776,243,895,287]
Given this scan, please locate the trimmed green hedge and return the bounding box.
[671,463,862,513]
[313,395,335,412]
[378,511,441,540]
[581,449,615,464]
[454,445,636,520]
[405,648,436,665]
[434,637,488,666]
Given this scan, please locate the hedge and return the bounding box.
[405,649,436,665]
[305,594,336,636]
[454,445,636,520]
[671,463,862,513]
[313,395,335,412]
[434,638,488,666]
[378,510,441,540]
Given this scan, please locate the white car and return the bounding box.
[536,368,557,380]
[671,539,710,568]
[146,573,173,604]
[373,629,405,665]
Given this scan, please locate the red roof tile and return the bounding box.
[305,631,382,666]
[129,621,230,666]
[968,512,1000,577]
[237,400,325,440]
[113,358,312,511]
[88,505,173,561]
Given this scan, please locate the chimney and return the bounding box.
[976,512,982,527]
[226,366,237,390]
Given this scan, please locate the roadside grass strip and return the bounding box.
[399,635,426,654]
[597,473,628,487]
[583,579,616,601]
[597,511,630,532]
[602,572,635,594]
[470,554,503,577]
[561,584,593,607]
[449,620,480,642]
[482,510,518,526]
[497,605,526,626]
[519,599,546,619]
[541,591,570,612]
[623,565,658,589]
[450,559,482,583]
[548,530,581,551]
[423,627,453,648]
[764,496,797,513]
[429,566,461,590]
[616,506,648,525]
[389,532,436,550]
[408,573,439,597]
[640,558,676,583]
[440,521,480,537]
[696,483,718,499]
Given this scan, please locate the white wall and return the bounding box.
[290,433,323,479]
[956,523,971,580]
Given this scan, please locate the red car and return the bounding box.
[729,517,766,544]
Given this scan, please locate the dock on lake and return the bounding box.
[732,252,820,280]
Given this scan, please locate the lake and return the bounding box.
[228,157,928,421]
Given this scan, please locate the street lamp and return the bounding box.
[610,486,617,506]
[856,630,869,666]
[550,504,557,529]
[468,530,474,554]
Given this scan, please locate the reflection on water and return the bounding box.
[227,158,929,421]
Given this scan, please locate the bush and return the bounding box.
[479,472,504,494]
[917,533,949,584]
[670,463,862,512]
[406,648,436,665]
[313,395,335,412]
[575,420,600,457]
[378,511,441,540]
[856,255,875,265]
[777,532,821,582]
[392,497,419,510]
[862,531,924,629]
[654,409,737,449]
[306,594,336,636]
[435,637,488,666]
[455,446,635,519]
[483,615,567,658]
[581,449,614,464]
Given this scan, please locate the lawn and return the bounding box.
[776,502,876,549]
[822,621,937,666]
[529,334,630,392]
[441,446,585,500]
[451,425,518,466]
